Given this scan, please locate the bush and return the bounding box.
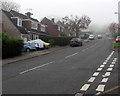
[2,32,23,59]
[39,36,72,46]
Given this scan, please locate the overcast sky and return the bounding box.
[12,0,119,26]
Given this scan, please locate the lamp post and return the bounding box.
[114,1,120,35]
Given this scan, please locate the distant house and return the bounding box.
[41,17,65,37]
[1,10,49,42]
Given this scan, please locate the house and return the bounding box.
[1,10,49,42]
[41,17,65,37]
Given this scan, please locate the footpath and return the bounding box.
[2,46,68,65]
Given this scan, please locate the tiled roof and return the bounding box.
[10,10,39,22]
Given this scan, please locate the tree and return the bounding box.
[62,15,91,37]
[109,23,118,37]
[1,0,20,12]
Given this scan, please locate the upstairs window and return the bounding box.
[17,18,22,27]
[41,24,46,32]
[31,21,38,30]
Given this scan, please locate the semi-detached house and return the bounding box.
[1,10,49,42]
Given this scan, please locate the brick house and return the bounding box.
[1,10,49,42]
[41,17,65,37]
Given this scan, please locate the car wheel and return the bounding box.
[81,43,83,46]
[26,48,30,52]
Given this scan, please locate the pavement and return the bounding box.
[2,46,68,65]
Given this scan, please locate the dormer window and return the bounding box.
[17,18,22,27]
[31,21,38,30]
[11,17,22,27]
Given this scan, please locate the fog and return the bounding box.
[9,0,120,32]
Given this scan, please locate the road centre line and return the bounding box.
[20,61,55,74]
[65,52,78,59]
[96,84,105,92]
[80,84,90,91]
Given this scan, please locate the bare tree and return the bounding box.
[109,23,118,37]
[62,15,91,37]
[1,0,20,12]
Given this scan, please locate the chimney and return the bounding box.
[51,18,54,23]
[25,12,33,18]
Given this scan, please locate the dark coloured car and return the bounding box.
[115,36,120,43]
[70,38,83,47]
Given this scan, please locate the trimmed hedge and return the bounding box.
[2,32,23,59]
[39,36,73,46]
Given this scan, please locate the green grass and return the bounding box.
[114,42,120,48]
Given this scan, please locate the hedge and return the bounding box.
[2,32,23,59]
[39,36,73,46]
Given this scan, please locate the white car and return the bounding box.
[28,39,50,50]
[89,34,95,40]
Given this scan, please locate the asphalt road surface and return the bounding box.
[2,36,119,95]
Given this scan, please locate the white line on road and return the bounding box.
[111,62,116,65]
[96,84,105,92]
[100,65,105,68]
[104,72,111,77]
[103,62,107,65]
[65,52,78,59]
[88,77,96,82]
[109,65,114,67]
[97,68,103,71]
[101,78,108,83]
[80,84,90,91]
[93,72,99,76]
[107,68,113,71]
[20,61,55,74]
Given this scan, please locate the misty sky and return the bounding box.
[12,0,119,26]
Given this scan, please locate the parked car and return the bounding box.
[23,42,37,52]
[115,36,120,43]
[29,39,50,50]
[97,34,102,39]
[89,34,95,40]
[70,38,83,47]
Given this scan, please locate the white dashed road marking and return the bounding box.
[20,61,54,74]
[100,65,105,68]
[97,68,102,71]
[88,77,96,82]
[65,52,78,59]
[111,62,116,64]
[107,68,113,71]
[110,65,114,67]
[101,78,108,83]
[103,62,107,65]
[80,84,90,91]
[104,72,111,77]
[96,84,105,92]
[93,72,99,76]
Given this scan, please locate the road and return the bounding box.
[2,36,119,95]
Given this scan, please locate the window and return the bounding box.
[31,21,38,30]
[41,24,46,32]
[17,18,22,27]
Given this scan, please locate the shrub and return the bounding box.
[39,36,72,46]
[2,32,23,59]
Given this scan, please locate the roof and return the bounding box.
[10,10,39,22]
[2,10,28,34]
